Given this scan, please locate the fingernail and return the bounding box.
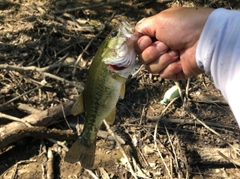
[168,50,178,57]
[156,42,168,53]
[137,18,145,25]
[136,18,145,32]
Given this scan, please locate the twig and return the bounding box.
[103,120,138,179]
[174,81,183,102]
[153,98,178,179]
[0,112,32,127]
[99,167,110,179]
[1,159,37,179]
[131,64,144,78]
[0,126,77,150]
[0,64,84,89]
[0,86,42,108]
[17,103,42,114]
[185,106,240,156]
[46,149,54,179]
[47,138,69,151]
[53,0,124,14]
[69,122,126,144]
[42,71,83,89]
[217,150,240,167]
[153,97,178,141]
[154,139,172,179]
[174,132,189,178]
[189,147,240,166]
[0,100,76,149]
[85,169,99,179]
[184,78,191,106]
[131,156,151,179]
[164,126,180,178]
[72,13,115,76]
[0,52,68,73]
[61,102,72,130]
[146,115,234,130]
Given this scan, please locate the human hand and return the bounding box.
[135,7,214,80]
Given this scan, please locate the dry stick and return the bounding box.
[185,107,240,156]
[0,126,77,149]
[61,102,72,130]
[184,78,240,159]
[72,13,114,76]
[103,120,138,179]
[174,132,190,178]
[68,122,126,144]
[154,140,172,178]
[42,72,83,89]
[146,116,234,130]
[0,52,68,73]
[0,112,32,127]
[131,64,144,78]
[17,103,42,114]
[53,0,124,14]
[85,169,99,179]
[153,97,179,179]
[131,156,151,179]
[217,150,240,167]
[0,86,42,108]
[174,81,183,102]
[63,13,83,28]
[72,35,94,76]
[99,167,110,179]
[47,138,69,151]
[0,159,37,179]
[0,64,83,89]
[46,149,54,179]
[0,100,76,149]
[184,78,191,105]
[76,12,115,76]
[164,126,181,178]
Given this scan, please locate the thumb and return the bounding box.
[135,16,159,37]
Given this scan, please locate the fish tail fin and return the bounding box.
[65,136,96,169]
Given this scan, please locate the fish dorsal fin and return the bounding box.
[71,93,85,116]
[105,107,116,125]
[119,83,125,99]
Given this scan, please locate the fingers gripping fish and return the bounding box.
[64,21,141,169]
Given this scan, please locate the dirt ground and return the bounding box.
[0,0,240,178]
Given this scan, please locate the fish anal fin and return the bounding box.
[65,136,96,169]
[105,107,116,125]
[119,83,125,99]
[71,93,84,116]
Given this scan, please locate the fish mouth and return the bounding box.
[105,21,142,70]
[120,21,142,42]
[108,64,127,70]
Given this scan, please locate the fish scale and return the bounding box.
[65,21,141,169]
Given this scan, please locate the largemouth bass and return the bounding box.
[64,21,141,169]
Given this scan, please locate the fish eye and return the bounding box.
[111,30,118,38]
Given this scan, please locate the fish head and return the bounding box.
[102,21,142,79]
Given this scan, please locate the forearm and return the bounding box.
[196,8,240,124]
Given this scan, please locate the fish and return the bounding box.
[64,21,141,169]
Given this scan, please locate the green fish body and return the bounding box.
[64,21,141,169]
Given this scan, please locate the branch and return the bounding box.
[0,100,75,149]
[53,0,124,14]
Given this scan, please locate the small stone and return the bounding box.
[56,0,67,6]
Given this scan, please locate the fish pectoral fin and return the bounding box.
[71,93,85,116]
[119,83,125,99]
[105,107,116,125]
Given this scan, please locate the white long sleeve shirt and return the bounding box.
[196,8,240,126]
